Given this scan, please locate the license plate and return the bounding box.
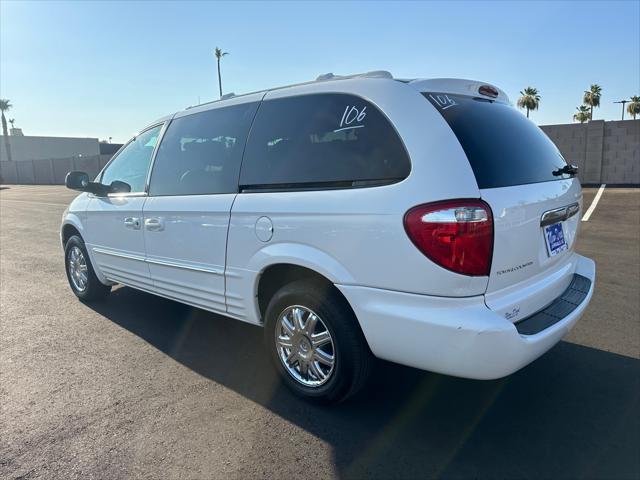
[544,222,568,257]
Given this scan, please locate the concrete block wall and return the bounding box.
[541,120,639,185]
[0,154,113,185]
[0,135,100,162]
[16,161,35,184]
[52,158,74,184]
[1,121,638,185]
[602,121,640,184]
[33,159,55,184]
[541,123,588,180]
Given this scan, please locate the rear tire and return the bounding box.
[264,279,372,403]
[64,235,111,302]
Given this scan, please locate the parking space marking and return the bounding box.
[1,186,61,193]
[0,199,68,207]
[582,184,606,222]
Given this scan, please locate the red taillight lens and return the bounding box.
[478,85,499,98]
[404,200,494,276]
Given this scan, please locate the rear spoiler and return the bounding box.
[408,78,510,105]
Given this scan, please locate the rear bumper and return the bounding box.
[337,254,595,380]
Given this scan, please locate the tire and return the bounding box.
[64,235,111,302]
[264,279,372,403]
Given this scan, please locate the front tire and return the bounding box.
[64,235,111,301]
[264,280,372,403]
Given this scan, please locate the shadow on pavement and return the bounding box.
[91,286,640,479]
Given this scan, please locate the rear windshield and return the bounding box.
[424,93,571,189]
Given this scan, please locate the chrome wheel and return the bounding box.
[275,305,336,387]
[68,246,88,292]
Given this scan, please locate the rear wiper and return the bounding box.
[553,164,579,176]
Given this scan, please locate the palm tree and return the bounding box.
[0,98,13,162]
[9,118,15,129]
[627,96,640,120]
[517,87,541,118]
[214,47,229,98]
[573,105,591,124]
[583,84,602,120]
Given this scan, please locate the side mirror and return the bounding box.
[65,171,109,196]
[109,180,131,194]
[65,171,90,191]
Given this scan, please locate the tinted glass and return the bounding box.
[424,93,570,189]
[240,94,410,188]
[101,124,162,192]
[149,102,259,196]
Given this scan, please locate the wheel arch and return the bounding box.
[61,217,84,247]
[61,223,81,246]
[61,217,111,285]
[256,263,345,321]
[242,242,356,323]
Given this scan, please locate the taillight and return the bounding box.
[404,200,493,276]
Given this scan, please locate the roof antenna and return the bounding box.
[316,73,335,81]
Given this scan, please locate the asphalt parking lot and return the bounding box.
[1,185,638,480]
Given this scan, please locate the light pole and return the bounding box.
[614,100,629,120]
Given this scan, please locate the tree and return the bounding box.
[517,87,541,118]
[574,105,591,124]
[9,118,15,129]
[214,47,229,98]
[583,84,602,120]
[627,96,640,120]
[0,99,12,162]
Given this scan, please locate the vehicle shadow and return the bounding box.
[90,286,640,480]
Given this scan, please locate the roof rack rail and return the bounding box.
[183,71,395,112]
[185,92,239,110]
[315,70,394,81]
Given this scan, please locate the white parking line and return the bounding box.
[582,184,606,222]
[0,199,68,207]
[1,186,63,192]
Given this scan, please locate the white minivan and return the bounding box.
[61,72,595,402]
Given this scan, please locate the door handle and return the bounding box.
[145,217,165,232]
[124,217,141,230]
[540,202,580,227]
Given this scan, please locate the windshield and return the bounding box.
[424,93,571,189]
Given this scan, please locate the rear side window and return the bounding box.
[240,93,410,189]
[424,93,570,189]
[149,102,258,196]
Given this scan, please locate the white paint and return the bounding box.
[339,254,595,379]
[60,75,596,382]
[83,195,152,290]
[428,93,458,110]
[481,179,582,295]
[338,105,367,131]
[0,199,69,207]
[333,125,364,133]
[142,194,234,314]
[409,78,510,104]
[581,184,606,222]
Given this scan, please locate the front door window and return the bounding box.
[101,124,162,193]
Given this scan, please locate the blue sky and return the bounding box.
[1,0,638,143]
